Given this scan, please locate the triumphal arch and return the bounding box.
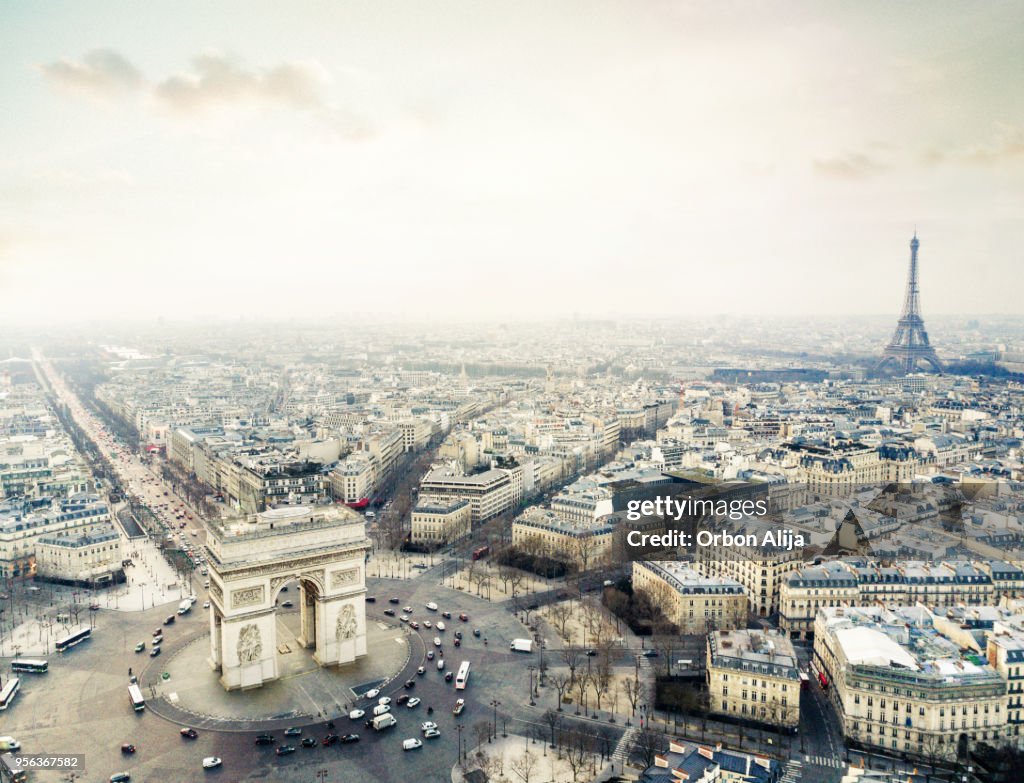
[205,504,371,690]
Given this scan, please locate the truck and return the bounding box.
[371,713,397,731]
[178,599,192,615]
[510,638,534,653]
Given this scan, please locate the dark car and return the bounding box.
[389,597,401,604]
[365,596,376,603]
[445,671,454,682]
[323,734,339,746]
[586,649,597,657]
[180,728,198,739]
[275,745,296,756]
[255,734,275,745]
[396,694,410,705]
[473,628,481,637]
[643,649,659,658]
[384,608,396,616]
[301,738,317,748]
[120,743,136,754]
[454,631,463,639]
[340,734,360,743]
[404,679,416,689]
[164,615,175,625]
[454,638,461,647]
[441,611,451,619]
[283,727,302,737]
[150,646,161,657]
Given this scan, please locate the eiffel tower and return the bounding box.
[876,232,942,374]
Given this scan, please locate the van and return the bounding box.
[371,713,396,731]
[372,704,391,717]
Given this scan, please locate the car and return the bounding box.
[110,773,132,782]
[473,628,481,637]
[437,658,445,670]
[424,728,441,739]
[202,757,222,769]
[442,611,452,619]
[203,601,210,609]
[180,728,199,739]
[340,733,360,743]
[378,696,391,706]
[425,602,438,611]
[396,694,410,705]
[445,671,454,682]
[134,642,146,652]
[276,745,296,756]
[399,614,409,623]
[365,596,376,603]
[150,646,161,657]
[413,563,427,570]
[643,649,659,658]
[433,637,442,647]
[453,699,465,715]
[454,630,463,639]
[384,608,396,616]
[423,620,432,629]
[364,688,380,699]
[404,679,416,689]
[348,708,365,720]
[459,613,468,621]
[164,615,176,625]
[407,697,421,708]
[403,738,423,751]
[420,721,438,732]
[152,629,162,636]
[426,650,434,660]
[454,638,461,647]
[323,734,339,746]
[436,622,446,631]
[410,621,420,630]
[284,727,302,736]
[281,600,294,608]
[255,734,275,745]
[389,597,400,604]
[121,743,136,754]
[301,737,317,748]
[586,649,597,657]
[417,666,426,675]
[403,606,413,613]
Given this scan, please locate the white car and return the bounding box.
[436,622,446,631]
[202,757,222,769]
[349,709,365,720]
[424,728,441,739]
[425,602,438,611]
[420,721,438,732]
[407,698,421,708]
[378,696,391,706]
[437,659,445,670]
[403,738,423,751]
[364,688,380,699]
[203,601,210,609]
[433,637,442,647]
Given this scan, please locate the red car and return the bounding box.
[459,613,468,622]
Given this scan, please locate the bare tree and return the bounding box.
[631,727,666,769]
[573,671,592,715]
[572,530,599,573]
[548,670,572,711]
[473,720,491,752]
[473,570,491,598]
[510,748,539,783]
[561,645,582,683]
[542,709,561,748]
[563,729,594,783]
[549,602,573,640]
[623,676,642,718]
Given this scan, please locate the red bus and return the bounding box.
[472,546,489,561]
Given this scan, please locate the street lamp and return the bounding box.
[490,699,501,742]
[528,666,536,706]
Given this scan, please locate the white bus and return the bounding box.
[0,678,20,711]
[55,626,91,653]
[128,683,145,712]
[455,661,470,690]
[11,659,48,674]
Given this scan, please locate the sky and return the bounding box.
[1,0,1022,323]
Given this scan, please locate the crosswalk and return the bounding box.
[780,759,802,783]
[804,754,846,769]
[612,727,639,765]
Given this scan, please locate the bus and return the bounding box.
[471,546,489,561]
[11,659,48,674]
[55,627,92,653]
[128,683,145,712]
[455,661,470,690]
[799,672,810,691]
[0,678,20,711]
[0,753,27,783]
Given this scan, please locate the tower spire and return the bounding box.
[876,232,942,375]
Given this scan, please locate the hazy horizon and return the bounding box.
[3,1,1023,322]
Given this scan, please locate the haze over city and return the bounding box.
[2,0,1023,323]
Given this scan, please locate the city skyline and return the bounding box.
[2,1,1023,323]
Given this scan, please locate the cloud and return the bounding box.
[812,153,886,180]
[924,126,1024,167]
[153,54,327,112]
[39,49,143,98]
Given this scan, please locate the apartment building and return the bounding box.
[511,507,616,570]
[706,629,801,730]
[632,561,747,634]
[0,494,112,579]
[419,465,522,524]
[410,497,471,547]
[35,523,123,585]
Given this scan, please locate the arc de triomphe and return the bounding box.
[205,505,371,691]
